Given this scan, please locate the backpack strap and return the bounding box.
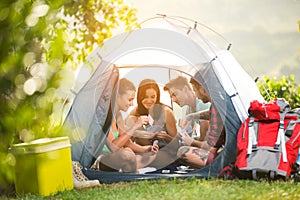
[285,120,296,137]
[269,170,276,179]
[275,109,289,162]
[247,116,257,155]
[252,170,257,180]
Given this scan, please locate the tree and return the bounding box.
[0,0,137,194]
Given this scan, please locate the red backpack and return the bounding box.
[235,98,300,180]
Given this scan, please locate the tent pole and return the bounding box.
[168,67,173,108]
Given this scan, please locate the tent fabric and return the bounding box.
[210,50,264,122]
[63,16,264,183]
[64,65,119,167]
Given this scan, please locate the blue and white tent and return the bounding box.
[63,15,264,183]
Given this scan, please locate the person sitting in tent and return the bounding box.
[176,78,225,169]
[126,78,180,168]
[163,76,210,141]
[91,78,159,173]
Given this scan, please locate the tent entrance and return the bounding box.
[63,16,264,183]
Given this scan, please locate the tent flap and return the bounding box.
[64,65,119,167]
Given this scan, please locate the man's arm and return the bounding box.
[186,109,210,121]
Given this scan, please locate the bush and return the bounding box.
[257,75,300,109]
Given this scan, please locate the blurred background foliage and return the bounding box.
[0,0,137,194]
[257,75,300,109]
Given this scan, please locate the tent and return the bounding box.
[63,15,264,183]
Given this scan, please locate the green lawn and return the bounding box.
[6,178,300,200]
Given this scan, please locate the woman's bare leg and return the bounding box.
[135,152,157,169]
[95,148,137,173]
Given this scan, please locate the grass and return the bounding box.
[3,178,300,200]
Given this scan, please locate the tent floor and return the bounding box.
[83,161,208,184]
